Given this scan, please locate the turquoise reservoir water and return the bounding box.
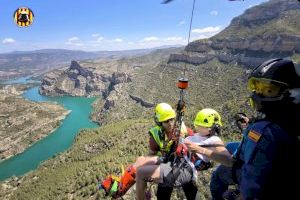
[0,87,99,180]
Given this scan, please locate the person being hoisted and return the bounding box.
[100,103,229,200]
[100,102,198,199]
[134,107,228,200]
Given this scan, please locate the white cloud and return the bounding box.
[0,35,184,52]
[166,37,183,42]
[66,37,83,46]
[210,10,218,16]
[135,36,186,49]
[177,20,186,26]
[191,26,223,40]
[96,37,104,42]
[192,26,221,34]
[114,38,123,42]
[68,37,79,42]
[141,37,159,42]
[248,4,258,8]
[91,34,100,37]
[2,38,15,44]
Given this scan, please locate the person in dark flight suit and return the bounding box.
[185,58,300,199]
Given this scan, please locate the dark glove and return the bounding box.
[234,113,249,131]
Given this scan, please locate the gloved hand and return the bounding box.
[175,143,188,157]
[234,113,249,131]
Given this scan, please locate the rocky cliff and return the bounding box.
[39,48,182,125]
[39,61,132,97]
[168,0,300,68]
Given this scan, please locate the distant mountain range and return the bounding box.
[0,45,183,80]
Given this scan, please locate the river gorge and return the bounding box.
[0,78,99,180]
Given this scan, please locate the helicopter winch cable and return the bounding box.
[167,0,197,168]
[184,0,196,77]
[172,0,197,142]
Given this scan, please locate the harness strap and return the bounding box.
[199,144,225,148]
[184,154,197,182]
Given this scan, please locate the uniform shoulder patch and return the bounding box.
[248,130,262,143]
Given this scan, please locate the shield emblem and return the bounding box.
[13,7,34,27]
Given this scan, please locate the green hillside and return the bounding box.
[1,118,231,200]
[1,0,299,199]
[216,0,300,39]
[0,58,248,199]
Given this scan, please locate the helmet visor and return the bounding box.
[247,77,288,98]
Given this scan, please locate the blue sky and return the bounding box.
[0,0,268,53]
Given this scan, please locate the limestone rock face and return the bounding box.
[39,61,132,97]
[208,35,300,53]
[111,72,132,85]
[168,53,214,65]
[129,95,155,108]
[230,0,299,27]
[168,0,300,68]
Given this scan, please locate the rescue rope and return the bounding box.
[168,0,198,182]
[184,0,196,76]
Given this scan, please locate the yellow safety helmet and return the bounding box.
[194,108,223,128]
[155,103,176,122]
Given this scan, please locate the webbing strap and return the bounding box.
[199,144,225,148]
[184,154,197,182]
